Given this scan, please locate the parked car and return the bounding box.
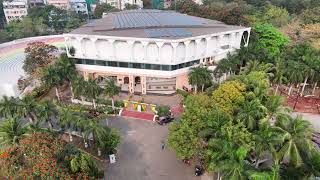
[156,115,174,125]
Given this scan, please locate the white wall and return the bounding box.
[64,28,251,65]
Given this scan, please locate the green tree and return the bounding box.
[84,120,107,156]
[104,79,120,109]
[84,78,102,109]
[188,66,213,93]
[70,152,101,177]
[212,80,246,115]
[37,100,56,129]
[276,115,314,167]
[17,95,39,123]
[237,99,267,131]
[272,58,287,94]
[0,96,18,118]
[23,42,58,77]
[41,65,64,101]
[168,94,213,159]
[58,108,75,142]
[0,118,26,147]
[94,3,118,18]
[253,24,290,59]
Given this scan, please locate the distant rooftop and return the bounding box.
[69,9,248,39]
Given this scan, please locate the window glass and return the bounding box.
[161,65,169,71]
[96,60,106,66]
[153,64,161,70]
[145,64,151,69]
[119,62,128,67]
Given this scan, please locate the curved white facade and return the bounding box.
[64,29,250,66]
[64,10,251,94]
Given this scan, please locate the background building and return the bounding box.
[69,0,88,14]
[3,0,28,23]
[45,0,69,9]
[29,0,46,7]
[64,10,250,95]
[100,0,143,10]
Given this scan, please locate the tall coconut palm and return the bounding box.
[264,95,290,126]
[286,61,305,95]
[276,115,314,167]
[104,79,120,109]
[56,54,77,99]
[58,108,74,142]
[84,120,107,156]
[84,78,102,109]
[72,75,86,102]
[41,65,64,101]
[207,139,249,180]
[272,58,287,95]
[37,100,56,129]
[237,99,267,131]
[74,117,89,148]
[17,95,38,123]
[241,60,274,78]
[0,96,18,118]
[188,66,213,93]
[0,118,26,147]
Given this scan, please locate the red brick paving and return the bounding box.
[121,109,155,121]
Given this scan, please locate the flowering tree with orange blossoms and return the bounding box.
[0,133,91,179]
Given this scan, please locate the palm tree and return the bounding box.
[17,95,38,123]
[0,96,18,118]
[241,60,274,78]
[0,118,26,147]
[55,54,77,99]
[272,58,287,95]
[74,117,89,148]
[58,108,74,142]
[41,65,64,101]
[37,100,56,129]
[276,115,314,167]
[286,61,305,95]
[104,79,120,109]
[207,139,249,180]
[84,78,102,109]
[72,75,86,102]
[84,120,107,156]
[237,99,267,131]
[188,66,213,93]
[264,95,290,126]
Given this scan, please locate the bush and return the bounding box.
[30,84,50,98]
[176,89,190,98]
[97,98,124,108]
[156,105,171,116]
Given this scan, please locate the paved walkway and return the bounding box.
[293,112,320,132]
[106,116,200,180]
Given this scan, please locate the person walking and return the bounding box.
[161,141,165,150]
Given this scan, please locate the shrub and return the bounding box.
[156,105,171,116]
[176,89,190,98]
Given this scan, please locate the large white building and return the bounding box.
[69,0,88,14]
[3,0,28,23]
[64,10,250,95]
[100,0,143,10]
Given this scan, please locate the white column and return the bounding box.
[109,39,116,61]
[127,40,135,61]
[184,40,191,61]
[171,42,179,63]
[141,76,147,94]
[141,41,149,62]
[155,41,164,62]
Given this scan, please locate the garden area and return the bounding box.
[0,42,123,179]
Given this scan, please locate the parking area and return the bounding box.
[106,116,200,180]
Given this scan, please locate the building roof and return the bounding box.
[69,9,248,39]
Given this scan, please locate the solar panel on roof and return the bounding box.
[112,11,206,29]
[144,28,192,38]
